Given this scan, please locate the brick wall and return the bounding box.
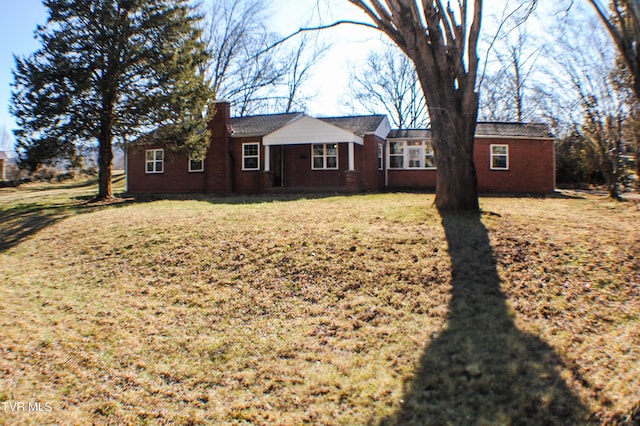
[280,143,348,189]
[127,146,206,193]
[127,101,233,194]
[386,138,555,193]
[475,138,555,193]
[230,137,263,194]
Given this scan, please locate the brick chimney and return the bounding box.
[208,100,232,138]
[205,100,233,193]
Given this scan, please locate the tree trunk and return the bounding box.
[97,95,115,200]
[431,113,480,212]
[97,135,113,200]
[636,144,640,186]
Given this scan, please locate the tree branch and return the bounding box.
[257,20,378,58]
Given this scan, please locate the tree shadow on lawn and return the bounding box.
[381,212,591,425]
[0,198,134,253]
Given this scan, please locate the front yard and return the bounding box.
[0,178,638,424]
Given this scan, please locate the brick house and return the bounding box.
[127,101,555,194]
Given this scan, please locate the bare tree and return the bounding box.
[343,0,483,211]
[203,0,324,115]
[203,0,284,115]
[546,15,627,198]
[342,42,428,128]
[280,34,329,113]
[479,22,541,122]
[589,0,640,99]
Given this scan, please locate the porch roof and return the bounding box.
[230,113,390,144]
[262,115,364,146]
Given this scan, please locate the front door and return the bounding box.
[272,146,283,187]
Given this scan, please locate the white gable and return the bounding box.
[263,115,364,146]
[373,116,391,139]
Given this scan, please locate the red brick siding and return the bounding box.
[388,169,437,188]
[359,135,386,191]
[230,137,263,194]
[280,143,348,189]
[475,138,555,193]
[204,102,233,193]
[127,101,233,194]
[386,138,555,193]
[127,146,206,193]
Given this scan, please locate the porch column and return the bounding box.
[264,144,270,172]
[348,141,355,171]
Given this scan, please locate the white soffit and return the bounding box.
[263,115,364,146]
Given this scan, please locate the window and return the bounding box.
[389,141,404,169]
[388,141,436,169]
[424,141,436,168]
[312,144,338,170]
[242,143,260,170]
[146,149,164,173]
[407,141,423,168]
[378,144,383,170]
[189,157,204,172]
[490,144,509,170]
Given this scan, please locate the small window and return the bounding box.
[407,141,423,168]
[490,144,509,170]
[189,157,204,172]
[424,141,436,168]
[378,144,383,170]
[242,143,260,171]
[389,141,404,169]
[145,149,164,173]
[312,144,338,170]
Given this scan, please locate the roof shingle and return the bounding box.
[388,122,552,139]
[230,113,387,137]
[230,113,302,137]
[320,115,387,136]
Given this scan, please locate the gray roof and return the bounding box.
[388,129,431,139]
[476,122,552,138]
[0,151,8,160]
[389,122,552,139]
[230,113,387,137]
[321,115,387,136]
[230,113,302,137]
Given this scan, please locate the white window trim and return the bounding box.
[242,142,260,171]
[188,157,204,172]
[311,143,339,170]
[490,144,509,170]
[388,140,436,170]
[378,144,383,170]
[145,149,164,174]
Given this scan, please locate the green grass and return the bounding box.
[0,178,638,425]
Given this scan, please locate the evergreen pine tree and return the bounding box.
[11,0,213,199]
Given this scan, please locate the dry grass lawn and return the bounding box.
[0,176,638,425]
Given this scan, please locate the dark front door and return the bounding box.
[273,146,283,187]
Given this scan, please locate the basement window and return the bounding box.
[490,144,509,170]
[146,149,164,173]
